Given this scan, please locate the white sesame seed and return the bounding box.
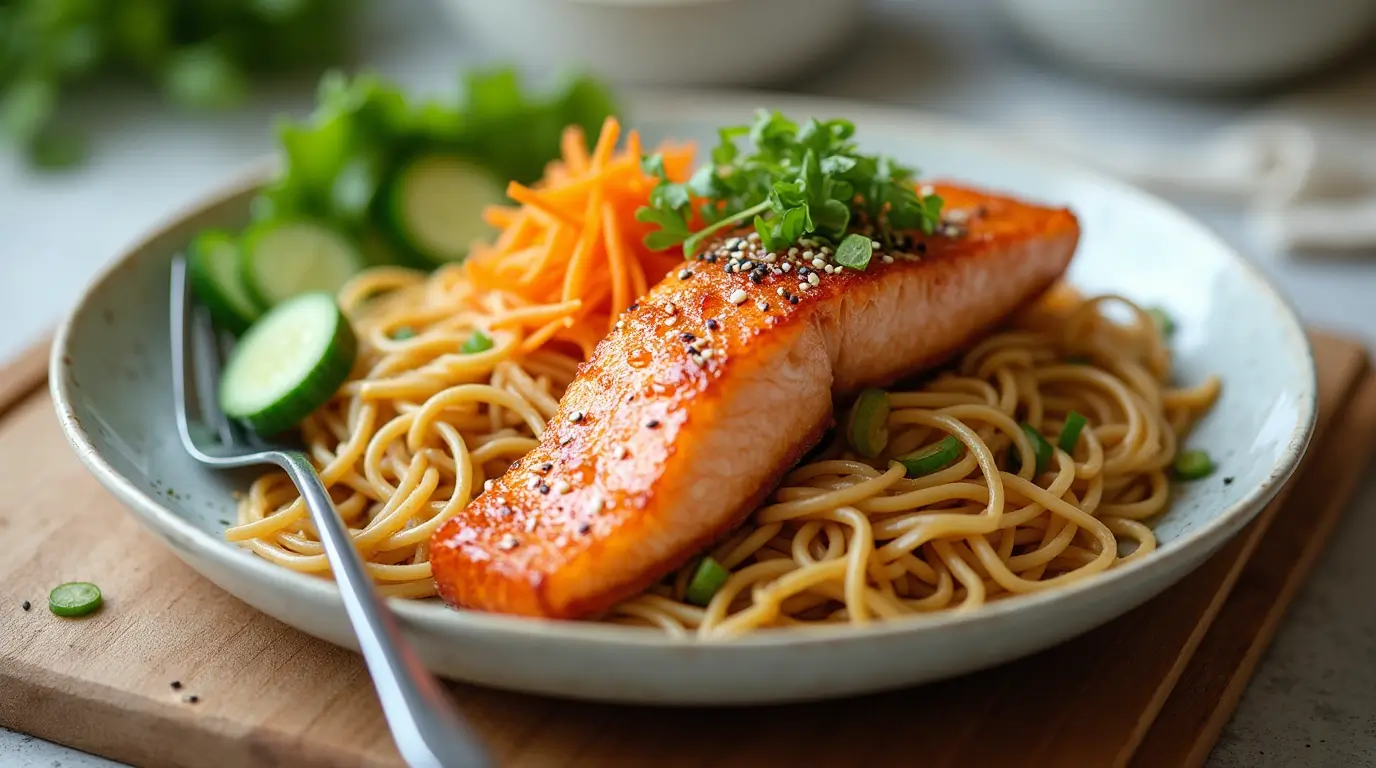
[946,209,969,223]
[781,262,792,272]
[776,287,786,296]
[560,435,573,446]
[615,320,624,330]
[665,316,678,326]
[525,516,538,533]
[756,300,769,311]
[788,247,799,256]
[747,232,760,242]
[498,534,519,551]
[820,246,832,255]
[678,269,693,280]
[725,237,741,248]
[798,281,810,293]
[808,273,821,286]
[811,258,825,269]
[664,303,677,315]
[882,254,895,264]
[728,289,748,305]
[527,476,541,489]
[552,480,571,495]
[824,265,835,274]
[570,410,584,422]
[587,495,605,515]
[483,479,495,492]
[763,252,776,262]
[803,250,815,259]
[701,349,714,359]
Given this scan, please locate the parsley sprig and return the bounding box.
[636,110,944,264]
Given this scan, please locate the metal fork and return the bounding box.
[169,256,490,768]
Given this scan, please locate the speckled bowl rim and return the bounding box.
[50,90,1318,651]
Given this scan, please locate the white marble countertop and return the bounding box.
[2,2,1373,766]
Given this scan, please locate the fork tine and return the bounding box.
[190,301,238,447]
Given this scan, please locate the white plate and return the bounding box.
[51,91,1316,705]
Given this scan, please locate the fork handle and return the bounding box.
[277,453,490,768]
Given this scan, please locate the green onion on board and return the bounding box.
[49,581,102,617]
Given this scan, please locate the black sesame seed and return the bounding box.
[539,462,553,473]
[171,681,182,690]
[915,242,927,253]
[184,695,199,704]
[21,600,31,612]
[577,522,591,535]
[628,302,639,312]
[789,295,799,305]
[680,332,696,342]
[1223,476,1235,485]
[646,419,661,429]
[706,319,720,331]
[538,484,550,495]
[749,272,764,284]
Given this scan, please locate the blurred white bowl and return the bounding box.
[997,0,1376,89]
[438,0,864,86]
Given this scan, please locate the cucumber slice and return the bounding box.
[240,219,365,309]
[219,292,356,435]
[382,152,506,265]
[187,229,259,334]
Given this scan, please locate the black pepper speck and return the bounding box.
[171,681,182,690]
[184,694,199,704]
[646,419,660,429]
[538,484,550,495]
[21,600,31,612]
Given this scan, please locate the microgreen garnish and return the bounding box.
[636,110,944,265]
[833,234,873,270]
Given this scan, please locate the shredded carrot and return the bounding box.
[465,116,696,359]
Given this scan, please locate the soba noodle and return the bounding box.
[229,269,1219,637]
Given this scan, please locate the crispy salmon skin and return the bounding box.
[429,183,1080,620]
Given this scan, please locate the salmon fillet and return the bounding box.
[429,183,1081,619]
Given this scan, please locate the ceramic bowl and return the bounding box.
[435,0,865,86]
[997,0,1376,89]
[51,91,1316,705]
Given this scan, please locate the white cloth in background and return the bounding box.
[1012,67,1376,256]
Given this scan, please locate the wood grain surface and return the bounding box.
[0,333,1371,768]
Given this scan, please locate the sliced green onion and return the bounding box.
[1010,423,1054,475]
[1058,411,1088,454]
[461,329,493,354]
[49,582,102,617]
[847,389,890,458]
[1147,307,1176,338]
[833,233,874,271]
[685,557,730,606]
[391,326,416,340]
[1173,449,1215,480]
[898,436,963,478]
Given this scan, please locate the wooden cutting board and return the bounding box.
[1,332,1373,768]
